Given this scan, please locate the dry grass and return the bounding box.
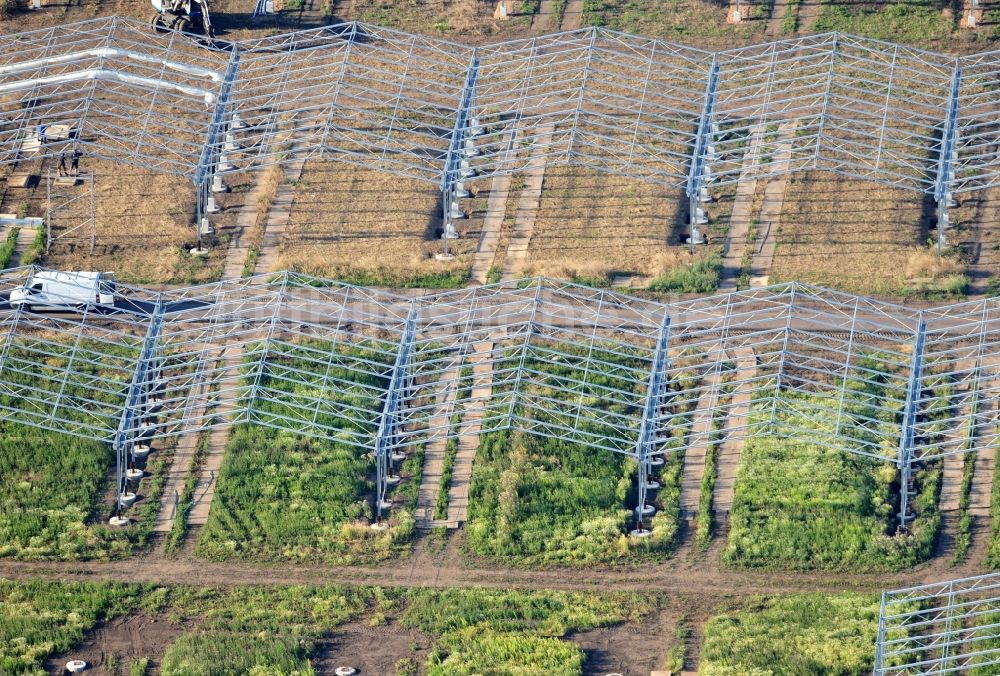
[523,166,689,282]
[274,159,476,286]
[769,172,930,295]
[30,157,226,284]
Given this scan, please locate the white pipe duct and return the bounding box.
[0,68,217,104]
[0,48,223,82]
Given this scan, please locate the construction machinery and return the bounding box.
[150,0,215,37]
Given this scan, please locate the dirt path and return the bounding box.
[796,0,823,33]
[713,349,756,517]
[8,225,37,266]
[748,121,796,287]
[501,122,555,280]
[415,368,460,527]
[469,173,512,284]
[964,187,1000,296]
[447,339,495,524]
[531,0,556,31]
[2,527,992,599]
[253,156,306,275]
[221,174,270,279]
[970,353,1000,517]
[186,346,243,527]
[718,125,764,291]
[561,0,584,29]
[767,0,793,37]
[940,364,977,514]
[679,350,725,519]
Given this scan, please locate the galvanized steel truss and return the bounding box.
[876,572,1000,674]
[1,266,999,523]
[6,19,1000,246]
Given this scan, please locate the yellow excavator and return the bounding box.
[150,0,215,37]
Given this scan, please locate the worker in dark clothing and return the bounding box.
[70,150,81,176]
[57,153,68,177]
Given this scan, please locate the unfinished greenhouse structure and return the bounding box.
[876,570,1000,674]
[2,18,1000,252]
[0,265,996,537]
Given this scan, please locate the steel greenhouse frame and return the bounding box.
[4,18,1000,250]
[875,571,1000,674]
[0,266,998,529]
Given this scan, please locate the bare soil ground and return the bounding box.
[769,172,930,295]
[571,608,679,675]
[275,160,476,283]
[45,612,188,676]
[313,620,435,676]
[952,185,1000,295]
[525,166,688,282]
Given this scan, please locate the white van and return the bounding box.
[10,271,117,312]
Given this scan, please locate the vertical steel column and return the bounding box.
[440,52,480,256]
[633,309,672,527]
[372,301,418,521]
[873,590,889,675]
[112,293,164,515]
[896,314,926,531]
[934,64,961,253]
[193,48,241,250]
[685,55,720,253]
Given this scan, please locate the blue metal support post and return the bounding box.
[685,56,719,253]
[934,64,961,253]
[632,310,672,534]
[372,302,418,522]
[896,315,926,532]
[112,295,164,516]
[193,49,241,249]
[439,53,480,257]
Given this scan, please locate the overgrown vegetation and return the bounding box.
[985,438,1000,568]
[0,340,167,560]
[0,226,19,269]
[782,0,802,33]
[434,413,461,521]
[700,593,881,674]
[725,356,940,571]
[466,345,697,565]
[813,0,952,42]
[19,224,45,266]
[0,579,655,676]
[197,340,420,563]
[400,588,652,675]
[0,579,138,675]
[647,254,722,294]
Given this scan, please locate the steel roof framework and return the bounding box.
[0,267,998,526]
[6,18,1000,248]
[876,572,1000,674]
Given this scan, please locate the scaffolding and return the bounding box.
[0,266,997,526]
[875,571,1000,674]
[4,18,1000,253]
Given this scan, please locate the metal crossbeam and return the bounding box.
[877,572,1000,675]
